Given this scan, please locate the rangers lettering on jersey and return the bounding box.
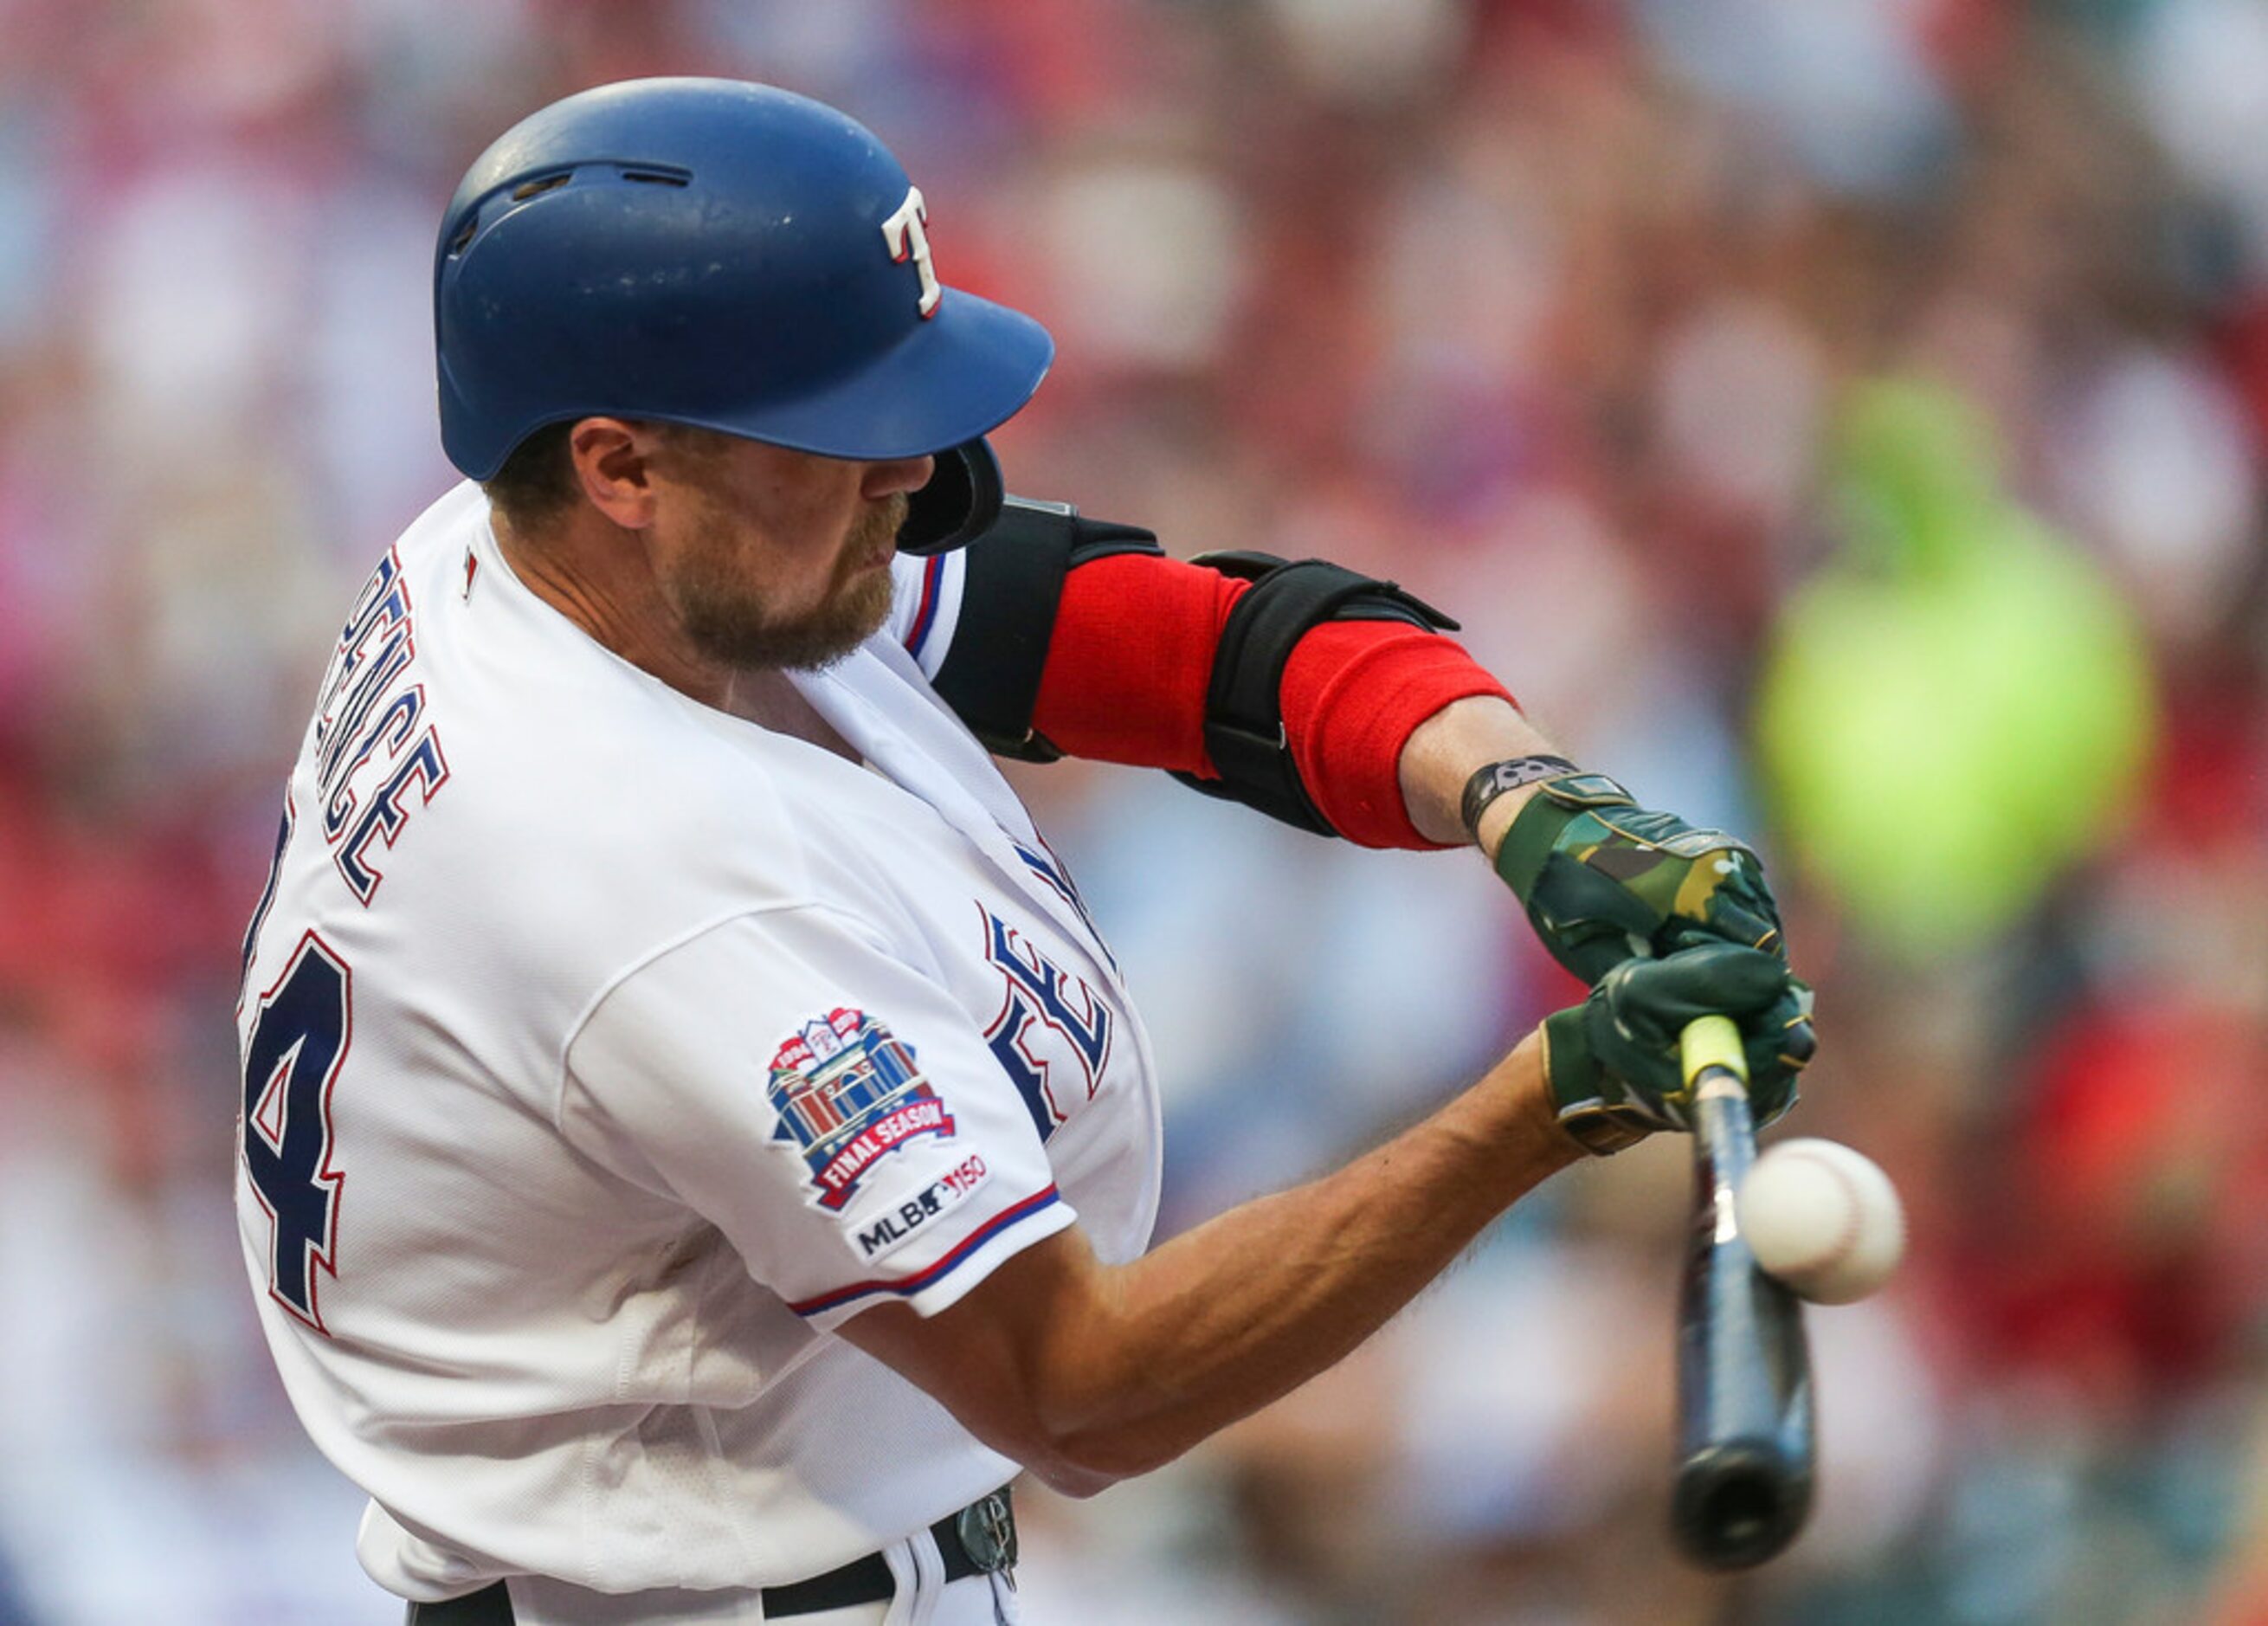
[768,1008,958,1210]
[980,909,1112,1141]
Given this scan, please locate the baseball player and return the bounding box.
[235,79,1813,1625]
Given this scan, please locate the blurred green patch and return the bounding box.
[1757,377,2155,958]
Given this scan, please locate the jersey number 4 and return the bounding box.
[241,932,352,1333]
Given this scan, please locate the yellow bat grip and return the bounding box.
[1680,1014,1749,1089]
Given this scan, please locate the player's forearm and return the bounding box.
[1016,1032,1579,1485]
[1395,693,1564,855]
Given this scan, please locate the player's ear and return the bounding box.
[567,416,660,530]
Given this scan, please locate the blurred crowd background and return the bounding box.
[1,0,2265,1621]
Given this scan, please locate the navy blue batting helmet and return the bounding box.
[434,78,1049,549]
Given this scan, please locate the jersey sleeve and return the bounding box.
[559,904,1074,1334]
[884,552,966,681]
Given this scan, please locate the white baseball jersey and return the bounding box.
[234,481,1161,1609]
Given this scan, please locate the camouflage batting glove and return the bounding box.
[1494,771,1788,985]
[1538,941,1815,1155]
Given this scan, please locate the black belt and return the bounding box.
[405,1487,1017,1623]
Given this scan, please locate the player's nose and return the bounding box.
[861,455,935,500]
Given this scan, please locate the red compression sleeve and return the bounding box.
[1028,553,1513,849]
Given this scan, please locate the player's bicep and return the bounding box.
[835,1222,1131,1497]
[562,906,1073,1332]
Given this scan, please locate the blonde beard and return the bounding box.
[673,493,907,672]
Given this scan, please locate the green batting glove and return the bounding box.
[1495,771,1788,985]
[1539,941,1815,1155]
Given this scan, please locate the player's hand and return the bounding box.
[1493,771,1788,984]
[1538,942,1814,1155]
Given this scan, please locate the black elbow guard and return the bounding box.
[929,500,1164,760]
[1169,552,1456,836]
[931,517,1456,838]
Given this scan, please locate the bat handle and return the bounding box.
[1679,1013,1749,1102]
[1671,1015,1815,1571]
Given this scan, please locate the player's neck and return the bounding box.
[493,506,738,709]
[492,508,858,761]
[718,668,859,759]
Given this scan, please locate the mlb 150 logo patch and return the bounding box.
[768,1008,956,1210]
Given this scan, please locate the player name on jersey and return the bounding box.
[312,549,450,902]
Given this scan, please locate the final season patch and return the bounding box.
[768,1008,956,1210]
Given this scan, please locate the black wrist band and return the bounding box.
[1459,755,1579,839]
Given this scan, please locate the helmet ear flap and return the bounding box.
[896,437,1004,555]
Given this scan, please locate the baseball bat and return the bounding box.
[1669,1015,1815,1570]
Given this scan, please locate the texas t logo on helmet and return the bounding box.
[881,187,943,319]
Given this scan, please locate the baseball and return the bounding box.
[1735,1139,1905,1304]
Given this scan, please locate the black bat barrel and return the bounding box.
[1672,1077,1815,1570]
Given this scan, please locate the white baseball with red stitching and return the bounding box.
[1735,1138,1905,1304]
